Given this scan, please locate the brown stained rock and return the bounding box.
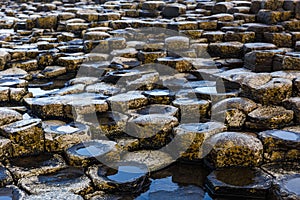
[258,130,300,162]
[257,10,291,25]
[0,108,22,126]
[212,97,258,129]
[246,106,294,130]
[25,93,108,120]
[0,119,44,157]
[171,122,226,161]
[208,42,243,58]
[264,32,293,48]
[8,153,66,179]
[0,51,11,70]
[83,31,110,40]
[99,13,121,21]
[243,42,278,54]
[202,31,225,42]
[44,122,91,153]
[121,150,174,172]
[212,97,258,114]
[172,98,210,123]
[261,0,284,10]
[19,167,93,195]
[126,114,178,149]
[41,66,67,78]
[224,31,255,43]
[0,136,12,160]
[198,20,218,30]
[83,111,128,139]
[56,56,85,71]
[205,132,263,168]
[8,60,38,71]
[36,14,57,30]
[244,50,276,72]
[65,140,120,167]
[165,36,190,51]
[212,2,234,14]
[241,74,292,105]
[107,91,148,113]
[77,10,99,22]
[143,89,175,105]
[138,51,167,64]
[283,97,300,123]
[168,21,198,31]
[282,52,300,70]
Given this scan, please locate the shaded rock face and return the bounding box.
[205,168,272,199]
[0,0,300,199]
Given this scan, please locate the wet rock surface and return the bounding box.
[0,0,298,199]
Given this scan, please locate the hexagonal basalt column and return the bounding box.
[241,73,292,105]
[172,98,210,123]
[205,168,272,199]
[171,122,226,161]
[87,162,150,194]
[0,119,44,157]
[19,167,93,195]
[143,89,175,105]
[246,106,294,130]
[258,130,300,162]
[205,132,263,168]
[126,114,178,149]
[7,153,66,179]
[83,111,128,139]
[212,97,257,130]
[65,140,120,167]
[107,91,148,113]
[44,122,91,152]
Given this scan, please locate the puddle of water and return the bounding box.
[270,131,299,141]
[0,197,12,200]
[144,90,170,96]
[28,87,58,97]
[215,168,255,186]
[56,125,79,133]
[0,189,12,200]
[195,87,217,94]
[38,168,83,185]
[135,162,212,200]
[75,144,110,156]
[136,177,210,200]
[107,165,146,183]
[285,177,300,195]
